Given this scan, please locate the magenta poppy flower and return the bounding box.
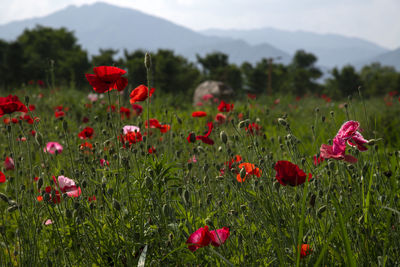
[274,160,311,186]
[319,120,368,163]
[44,142,63,155]
[0,171,5,183]
[186,226,230,252]
[4,157,14,170]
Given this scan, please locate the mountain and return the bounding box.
[0,2,290,65]
[357,48,400,70]
[201,28,390,68]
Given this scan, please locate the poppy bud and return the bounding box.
[144,52,152,69]
[7,125,11,133]
[174,113,182,124]
[66,209,72,218]
[144,176,153,190]
[203,176,209,184]
[220,131,228,144]
[24,95,29,106]
[321,116,325,123]
[8,205,19,213]
[188,132,196,143]
[344,103,348,109]
[238,119,249,129]
[240,204,247,211]
[182,189,190,204]
[113,199,121,211]
[278,118,287,126]
[239,167,246,179]
[317,205,327,218]
[187,162,192,171]
[330,111,334,117]
[0,193,8,203]
[43,193,50,202]
[203,163,209,172]
[62,120,68,131]
[35,132,43,146]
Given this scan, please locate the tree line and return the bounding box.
[1,25,399,98]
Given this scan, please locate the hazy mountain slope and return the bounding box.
[0,3,290,65]
[201,28,390,67]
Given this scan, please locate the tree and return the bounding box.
[325,65,363,98]
[17,25,90,87]
[360,63,400,96]
[0,40,24,89]
[91,49,121,67]
[123,49,148,88]
[153,49,201,93]
[289,50,322,95]
[197,52,242,91]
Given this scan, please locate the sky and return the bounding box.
[0,0,399,50]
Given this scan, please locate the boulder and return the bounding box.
[193,80,234,106]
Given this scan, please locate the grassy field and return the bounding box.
[0,81,399,266]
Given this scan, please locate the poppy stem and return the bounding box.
[145,53,152,151]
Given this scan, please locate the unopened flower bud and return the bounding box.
[220,131,228,144]
[8,205,19,213]
[0,193,8,203]
[113,199,121,211]
[277,118,287,126]
[62,120,68,131]
[183,189,190,204]
[144,52,152,69]
[240,167,246,179]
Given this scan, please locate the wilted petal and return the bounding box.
[347,131,368,151]
[336,121,360,139]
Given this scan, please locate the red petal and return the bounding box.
[85,74,111,93]
[93,66,126,82]
[114,77,128,91]
[209,227,230,247]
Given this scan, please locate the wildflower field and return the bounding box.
[1,65,400,266]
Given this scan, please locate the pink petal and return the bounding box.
[347,131,368,151]
[336,121,360,139]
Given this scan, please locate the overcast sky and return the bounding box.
[0,0,399,49]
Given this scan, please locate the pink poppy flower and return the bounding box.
[123,125,140,135]
[44,142,63,155]
[44,219,53,226]
[56,175,81,197]
[202,94,214,101]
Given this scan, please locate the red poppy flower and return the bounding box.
[119,131,143,147]
[54,111,65,118]
[186,226,230,252]
[80,142,93,151]
[100,159,109,167]
[218,100,234,112]
[192,111,207,117]
[85,66,128,93]
[82,117,89,123]
[247,93,257,99]
[145,119,170,134]
[274,98,280,105]
[107,105,116,112]
[31,130,36,136]
[20,114,34,124]
[188,122,214,145]
[129,85,155,104]
[215,113,227,124]
[220,155,242,175]
[237,162,262,182]
[202,94,214,101]
[0,171,5,183]
[29,104,36,111]
[0,95,28,117]
[131,104,143,116]
[78,127,94,139]
[11,118,19,124]
[120,107,131,120]
[4,157,14,171]
[88,195,97,202]
[148,146,156,154]
[274,160,311,186]
[246,123,262,135]
[300,244,312,258]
